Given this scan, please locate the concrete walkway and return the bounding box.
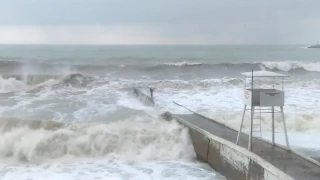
[174,113,320,180]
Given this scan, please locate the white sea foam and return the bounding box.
[0,118,195,163]
[261,61,320,72]
[0,118,223,180]
[0,76,153,122]
[0,159,222,180]
[154,86,320,131]
[0,78,226,180]
[0,76,28,93]
[2,75,320,132]
[163,61,203,67]
[152,83,320,154]
[0,75,62,93]
[1,71,319,179]
[8,46,320,179]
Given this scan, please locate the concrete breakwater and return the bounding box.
[132,87,299,180]
[133,87,155,107]
[163,112,294,180]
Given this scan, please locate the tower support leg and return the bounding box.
[248,106,254,151]
[272,106,275,145]
[280,106,290,150]
[236,105,247,144]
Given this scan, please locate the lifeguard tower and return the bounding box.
[236,70,290,151]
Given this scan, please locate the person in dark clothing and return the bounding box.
[149,87,154,99]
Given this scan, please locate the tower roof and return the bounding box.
[241,70,289,77]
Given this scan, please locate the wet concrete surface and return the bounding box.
[174,113,320,180]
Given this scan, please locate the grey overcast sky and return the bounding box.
[0,0,319,44]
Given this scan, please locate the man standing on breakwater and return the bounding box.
[149,87,154,99]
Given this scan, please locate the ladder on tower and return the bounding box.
[252,108,262,137]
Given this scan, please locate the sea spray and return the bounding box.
[0,118,196,163]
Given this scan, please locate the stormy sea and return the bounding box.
[0,44,320,179]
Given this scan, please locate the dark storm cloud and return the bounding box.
[0,0,317,26]
[0,0,319,44]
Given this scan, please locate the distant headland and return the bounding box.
[308,41,320,48]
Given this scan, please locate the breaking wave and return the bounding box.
[0,118,64,133]
[0,76,29,93]
[2,60,320,75]
[2,59,320,93]
[260,61,320,72]
[0,74,317,94]
[163,61,203,66]
[0,118,195,163]
[162,61,320,73]
[0,73,99,93]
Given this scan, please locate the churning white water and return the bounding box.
[0,74,225,180]
[2,44,320,179]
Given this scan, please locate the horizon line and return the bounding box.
[0,43,312,46]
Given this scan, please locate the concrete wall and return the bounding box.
[169,113,294,180]
[132,88,294,180]
[133,87,155,106]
